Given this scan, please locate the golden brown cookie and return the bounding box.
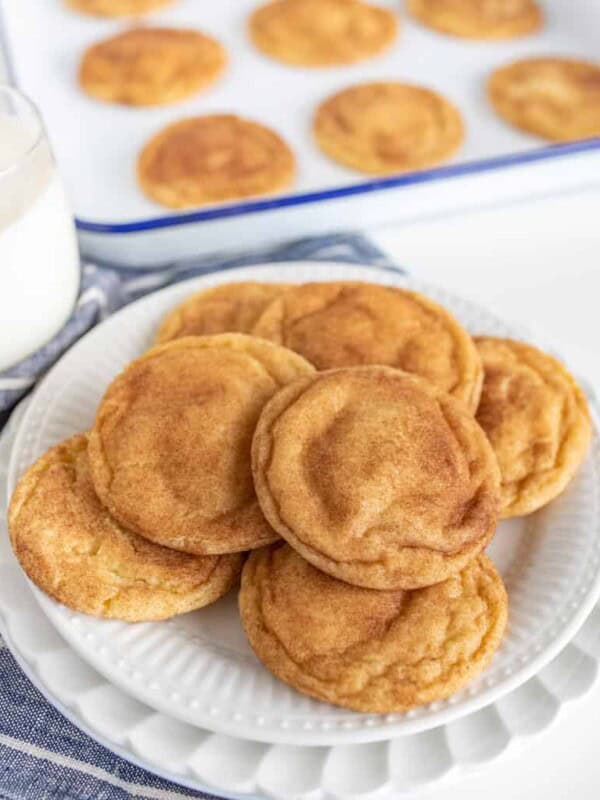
[249,0,397,67]
[252,366,501,590]
[475,337,592,518]
[252,281,483,410]
[407,0,542,40]
[156,282,290,344]
[66,0,173,16]
[488,57,600,142]
[138,115,296,209]
[88,334,314,555]
[313,81,464,174]
[79,28,226,107]
[240,544,507,712]
[8,435,243,621]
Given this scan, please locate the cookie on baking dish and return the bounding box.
[156,282,291,343]
[252,366,501,590]
[407,0,542,39]
[79,27,226,106]
[313,81,464,174]
[252,281,483,410]
[88,334,314,555]
[8,435,243,621]
[66,0,173,16]
[240,544,508,712]
[249,0,397,67]
[138,115,296,208]
[475,337,592,518]
[488,57,600,142]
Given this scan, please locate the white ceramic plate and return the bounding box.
[7,262,600,746]
[2,403,600,800]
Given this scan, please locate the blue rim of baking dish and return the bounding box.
[1,4,598,237]
[74,137,600,234]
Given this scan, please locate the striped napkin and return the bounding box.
[0,232,403,800]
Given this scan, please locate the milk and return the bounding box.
[0,112,79,371]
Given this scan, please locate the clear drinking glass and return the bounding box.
[0,85,80,371]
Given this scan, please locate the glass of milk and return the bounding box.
[0,86,80,371]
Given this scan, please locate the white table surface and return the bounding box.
[370,186,600,799]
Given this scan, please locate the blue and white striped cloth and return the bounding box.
[0,233,403,800]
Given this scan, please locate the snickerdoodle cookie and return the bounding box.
[407,0,542,39]
[252,281,483,410]
[249,0,397,67]
[138,115,295,208]
[66,0,173,16]
[8,435,243,621]
[252,367,501,590]
[79,28,226,106]
[88,334,314,555]
[475,337,591,518]
[240,544,507,712]
[313,81,464,174]
[488,57,600,142]
[156,282,290,343]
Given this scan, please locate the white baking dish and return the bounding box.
[1,0,599,267]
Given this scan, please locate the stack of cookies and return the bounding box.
[8,279,592,713]
[66,0,600,209]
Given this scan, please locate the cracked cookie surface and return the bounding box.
[240,544,507,712]
[66,0,173,16]
[156,282,290,343]
[252,366,500,590]
[137,114,295,209]
[249,0,397,67]
[8,435,243,621]
[488,57,600,142]
[79,27,226,106]
[407,0,541,39]
[313,82,463,174]
[252,281,482,410]
[475,337,591,518]
[88,334,314,555]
